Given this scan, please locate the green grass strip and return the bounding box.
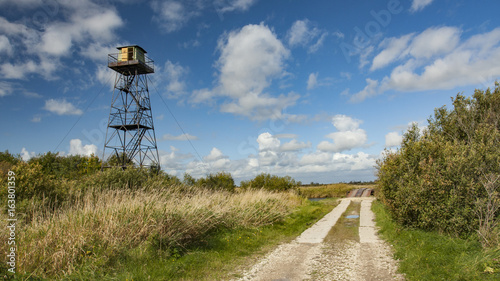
[372,200,500,281]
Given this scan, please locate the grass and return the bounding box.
[324,200,360,243]
[298,183,360,198]
[1,186,338,280]
[107,198,339,281]
[372,200,500,281]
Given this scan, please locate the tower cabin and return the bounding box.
[108,45,154,75]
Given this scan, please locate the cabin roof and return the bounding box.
[116,45,147,54]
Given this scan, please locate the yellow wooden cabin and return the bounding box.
[118,45,146,63]
[108,45,154,75]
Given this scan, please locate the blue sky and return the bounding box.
[1,0,500,184]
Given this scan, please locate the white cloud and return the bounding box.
[355,27,500,102]
[165,131,378,183]
[256,132,280,166]
[39,7,123,57]
[0,2,122,81]
[151,0,258,32]
[81,42,117,62]
[203,147,230,170]
[280,139,311,152]
[151,0,198,33]
[410,0,434,12]
[371,34,414,71]
[307,72,318,90]
[96,65,116,89]
[20,147,35,161]
[190,88,215,104]
[349,78,379,103]
[287,19,328,53]
[288,19,316,46]
[0,35,13,55]
[408,27,461,59]
[31,116,41,123]
[0,82,13,97]
[161,133,198,141]
[257,132,280,151]
[198,23,299,121]
[317,115,368,153]
[43,99,83,115]
[331,114,361,131]
[385,132,403,147]
[308,32,328,53]
[215,0,258,13]
[382,27,500,92]
[163,60,188,99]
[69,139,97,156]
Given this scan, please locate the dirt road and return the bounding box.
[234,198,405,281]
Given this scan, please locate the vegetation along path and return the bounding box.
[234,198,404,281]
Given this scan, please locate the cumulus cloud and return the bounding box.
[202,148,230,170]
[43,99,83,115]
[163,60,189,99]
[21,147,35,161]
[170,131,377,184]
[385,132,403,147]
[353,26,500,102]
[39,7,123,57]
[317,115,368,152]
[410,0,434,12]
[191,23,300,121]
[280,139,311,152]
[0,1,123,81]
[69,139,98,156]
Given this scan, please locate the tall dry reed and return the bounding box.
[1,185,301,278]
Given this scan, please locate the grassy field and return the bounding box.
[372,200,500,280]
[1,185,338,280]
[298,183,375,198]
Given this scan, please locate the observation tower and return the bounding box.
[102,45,160,170]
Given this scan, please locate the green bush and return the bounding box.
[0,162,71,220]
[28,152,102,180]
[377,84,500,238]
[196,171,235,192]
[240,173,298,192]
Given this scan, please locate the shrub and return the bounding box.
[240,173,298,192]
[196,172,235,192]
[0,162,71,220]
[377,84,500,240]
[28,152,102,180]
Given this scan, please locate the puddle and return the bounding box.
[345,215,359,219]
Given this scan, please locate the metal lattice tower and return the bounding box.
[102,45,160,170]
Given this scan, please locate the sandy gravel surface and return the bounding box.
[233,198,405,281]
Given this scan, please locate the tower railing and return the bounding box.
[107,52,154,75]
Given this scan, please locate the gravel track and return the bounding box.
[233,198,405,281]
